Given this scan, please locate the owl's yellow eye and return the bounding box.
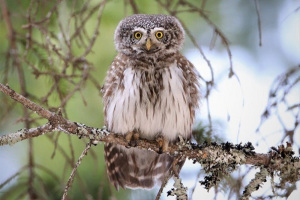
[134,31,142,39]
[155,31,164,39]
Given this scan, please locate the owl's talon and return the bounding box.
[156,136,169,153]
[133,132,140,141]
[162,139,169,152]
[125,131,139,147]
[156,136,163,146]
[125,131,134,142]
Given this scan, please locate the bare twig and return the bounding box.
[61,142,92,200]
[78,0,107,58]
[254,0,262,46]
[0,0,15,48]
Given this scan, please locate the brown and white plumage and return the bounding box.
[104,143,174,189]
[102,14,200,190]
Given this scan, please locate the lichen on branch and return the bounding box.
[0,82,299,199]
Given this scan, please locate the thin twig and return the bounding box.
[79,0,107,58]
[155,169,173,200]
[61,142,92,200]
[254,0,262,46]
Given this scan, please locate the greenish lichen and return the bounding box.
[242,167,268,200]
[198,142,253,190]
[167,176,188,200]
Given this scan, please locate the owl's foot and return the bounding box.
[156,136,169,153]
[125,131,139,147]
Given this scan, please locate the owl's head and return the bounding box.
[114,14,185,58]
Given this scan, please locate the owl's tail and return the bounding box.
[104,143,179,190]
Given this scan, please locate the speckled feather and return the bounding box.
[102,14,200,190]
[102,53,199,141]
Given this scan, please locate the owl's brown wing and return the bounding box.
[101,53,128,118]
[177,54,201,125]
[104,143,174,190]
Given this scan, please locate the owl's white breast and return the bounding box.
[105,61,192,142]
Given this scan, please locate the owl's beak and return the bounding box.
[146,38,152,51]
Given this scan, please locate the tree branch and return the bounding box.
[0,83,53,120]
[0,82,299,194]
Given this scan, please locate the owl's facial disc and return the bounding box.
[114,14,185,57]
[131,28,165,54]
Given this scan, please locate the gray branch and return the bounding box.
[1,82,299,199]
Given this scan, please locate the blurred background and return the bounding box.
[0,0,299,199]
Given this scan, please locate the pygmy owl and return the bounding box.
[102,14,200,190]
